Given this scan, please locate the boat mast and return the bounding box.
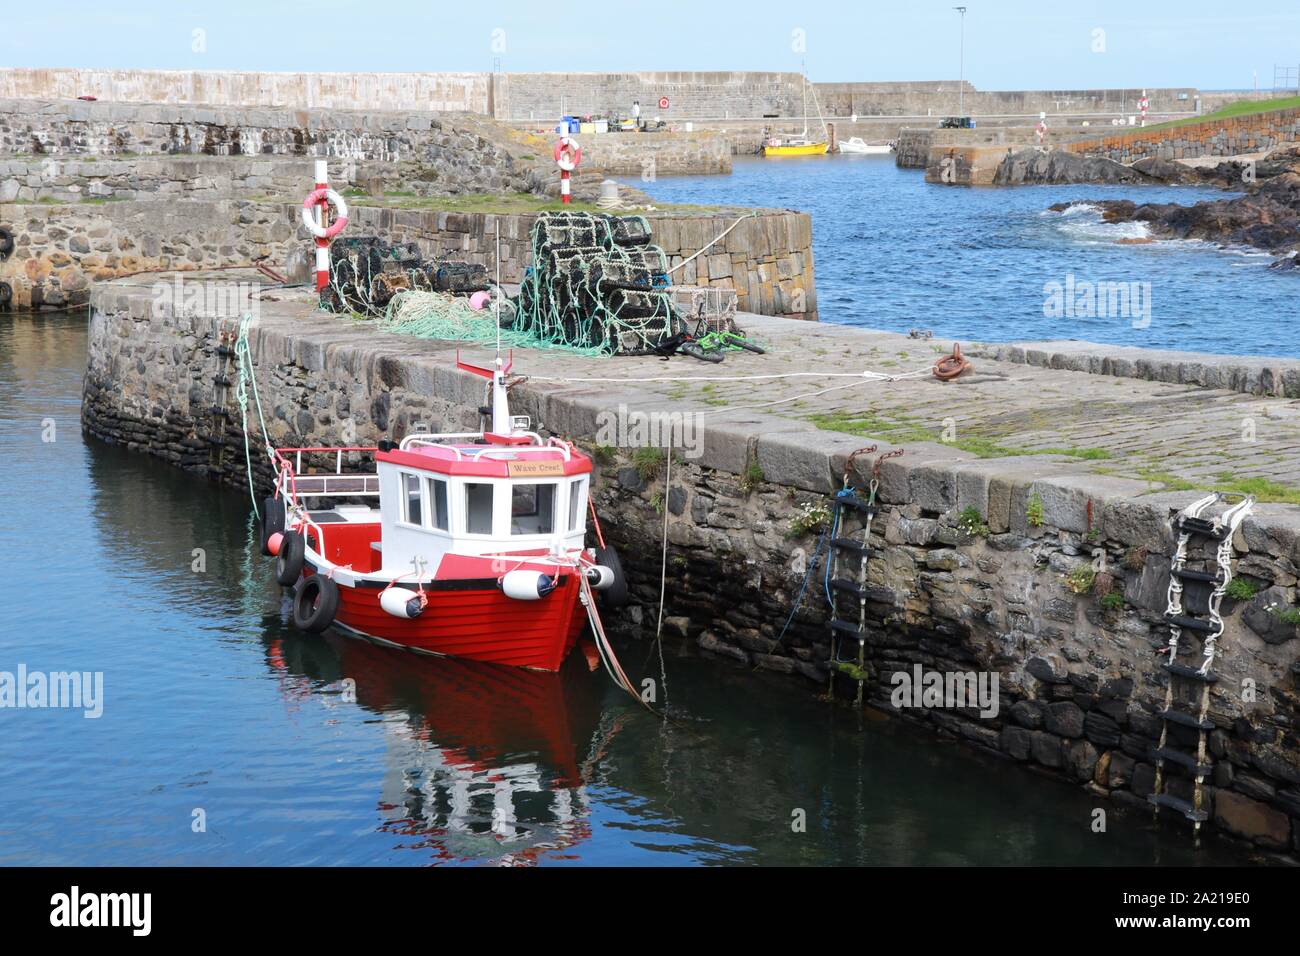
[491,219,512,435]
[800,63,809,138]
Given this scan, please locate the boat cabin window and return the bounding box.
[465,483,494,535]
[511,483,556,535]
[401,472,422,527]
[568,477,585,532]
[427,477,449,532]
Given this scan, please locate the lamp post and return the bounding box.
[954,6,967,117]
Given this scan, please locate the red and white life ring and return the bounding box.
[301,188,349,239]
[554,137,581,172]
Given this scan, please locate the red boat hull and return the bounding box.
[323,571,588,672]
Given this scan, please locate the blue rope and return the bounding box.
[770,518,832,652]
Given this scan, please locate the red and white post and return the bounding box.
[1036,112,1047,146]
[313,159,330,292]
[1139,90,1149,127]
[554,135,581,204]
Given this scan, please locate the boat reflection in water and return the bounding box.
[265,630,611,865]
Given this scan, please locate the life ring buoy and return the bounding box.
[0,226,14,261]
[300,188,349,239]
[276,530,306,586]
[554,137,581,172]
[934,342,973,381]
[293,574,340,633]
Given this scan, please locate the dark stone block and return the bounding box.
[1084,710,1122,747]
[1026,656,1067,683]
[1045,701,1085,738]
[1066,739,1100,782]
[617,466,645,493]
[1031,731,1065,768]
[1107,751,1136,789]
[1235,773,1277,802]
[1000,725,1033,760]
[1009,700,1043,729]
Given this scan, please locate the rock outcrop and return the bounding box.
[1047,146,1300,258]
[993,148,1153,185]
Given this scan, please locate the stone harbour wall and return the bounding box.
[0,155,377,204]
[0,68,489,113]
[81,283,1300,856]
[2,197,814,319]
[304,206,817,320]
[575,131,732,176]
[1066,107,1300,163]
[0,199,297,310]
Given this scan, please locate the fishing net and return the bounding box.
[375,289,606,355]
[320,236,490,315]
[511,212,687,355]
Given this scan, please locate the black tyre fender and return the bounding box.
[276,530,306,586]
[292,574,340,633]
[594,543,629,608]
[260,496,285,555]
[0,226,13,261]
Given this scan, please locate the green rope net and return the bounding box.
[511,212,687,355]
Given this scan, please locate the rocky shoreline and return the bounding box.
[1010,145,1300,263]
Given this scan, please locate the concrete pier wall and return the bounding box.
[80,278,1300,855]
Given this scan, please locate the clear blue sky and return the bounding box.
[2,1,1297,91]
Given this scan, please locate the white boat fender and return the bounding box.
[380,586,426,619]
[584,565,615,590]
[500,570,557,600]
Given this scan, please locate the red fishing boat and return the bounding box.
[261,351,628,672]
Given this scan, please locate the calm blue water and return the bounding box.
[636,155,1295,357]
[0,311,1258,866]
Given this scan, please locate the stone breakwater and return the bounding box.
[83,276,1300,856]
[0,197,814,319]
[0,97,733,181]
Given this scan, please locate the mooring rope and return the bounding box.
[664,212,758,276]
[234,313,273,519]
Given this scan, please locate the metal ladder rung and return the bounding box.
[836,497,877,516]
[1164,612,1216,634]
[1170,568,1223,584]
[1147,792,1209,823]
[1159,708,1214,731]
[829,578,868,600]
[830,537,869,556]
[1151,746,1213,775]
[1162,662,1217,683]
[1177,516,1229,540]
[830,619,865,639]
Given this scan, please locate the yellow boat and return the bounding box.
[763,139,829,157]
[762,71,829,158]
